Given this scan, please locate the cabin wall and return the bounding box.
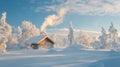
[39,41,53,49]
[38,38,53,49]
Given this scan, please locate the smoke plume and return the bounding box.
[41,7,68,32]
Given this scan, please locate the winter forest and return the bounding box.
[0,11,120,53]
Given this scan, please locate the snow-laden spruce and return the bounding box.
[92,22,120,50]
[99,27,108,49]
[68,21,74,45]
[0,12,12,53]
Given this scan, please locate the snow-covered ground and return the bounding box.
[0,45,120,67]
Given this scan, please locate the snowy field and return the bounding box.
[0,45,120,67]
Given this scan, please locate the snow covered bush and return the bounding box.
[77,31,93,48]
[91,41,100,49]
[52,34,68,48]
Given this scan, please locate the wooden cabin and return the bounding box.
[27,35,54,49]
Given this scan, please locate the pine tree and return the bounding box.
[99,27,108,49]
[108,22,118,50]
[68,21,74,45]
[109,22,118,42]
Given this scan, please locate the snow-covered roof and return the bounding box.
[26,35,47,44]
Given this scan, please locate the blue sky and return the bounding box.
[1,0,120,32]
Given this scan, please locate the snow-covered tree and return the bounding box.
[0,12,8,52]
[0,12,12,37]
[99,27,108,49]
[109,22,118,42]
[78,31,92,48]
[0,12,19,49]
[52,34,57,42]
[18,26,22,36]
[108,22,119,50]
[92,22,120,50]
[51,34,68,48]
[68,21,74,45]
[17,21,40,47]
[51,34,58,48]
[22,21,40,40]
[0,12,6,27]
[0,12,13,51]
[0,35,7,53]
[17,26,22,42]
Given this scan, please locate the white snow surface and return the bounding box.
[0,45,120,67]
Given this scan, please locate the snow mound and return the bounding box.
[89,57,120,67]
[62,45,84,52]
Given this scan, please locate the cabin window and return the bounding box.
[31,43,38,49]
